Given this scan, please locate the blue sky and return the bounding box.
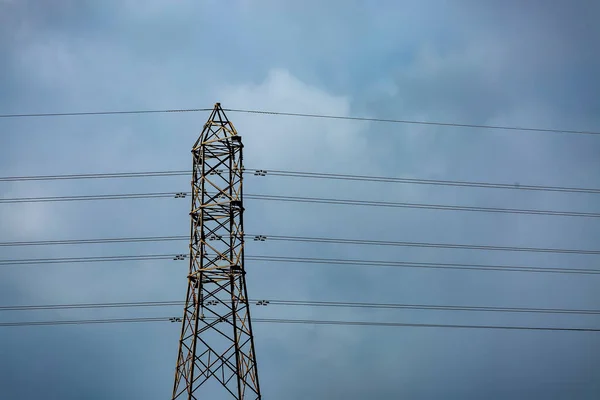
[1,1,599,399]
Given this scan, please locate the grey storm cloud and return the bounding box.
[0,1,599,399]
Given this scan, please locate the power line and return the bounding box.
[0,235,186,247]
[264,170,600,194]
[223,109,600,136]
[250,255,600,275]
[2,298,599,315]
[0,170,189,182]
[0,108,211,118]
[1,233,599,256]
[0,192,174,203]
[2,191,599,219]
[0,253,598,275]
[2,168,600,195]
[0,253,177,265]
[258,234,600,255]
[0,316,598,332]
[1,106,598,136]
[249,194,600,218]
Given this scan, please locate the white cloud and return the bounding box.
[219,69,372,172]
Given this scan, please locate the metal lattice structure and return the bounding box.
[172,103,261,399]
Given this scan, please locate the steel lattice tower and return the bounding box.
[172,103,261,399]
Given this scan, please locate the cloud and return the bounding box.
[218,69,372,171]
[0,1,599,399]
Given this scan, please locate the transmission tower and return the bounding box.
[172,103,261,399]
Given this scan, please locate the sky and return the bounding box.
[0,0,599,399]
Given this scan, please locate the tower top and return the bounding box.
[192,102,238,151]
